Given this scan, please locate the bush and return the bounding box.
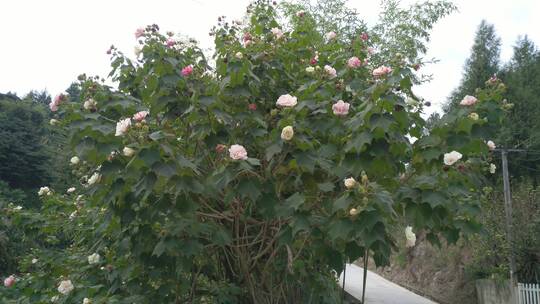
[2,1,507,302]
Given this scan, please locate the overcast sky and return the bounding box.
[1,0,539,114]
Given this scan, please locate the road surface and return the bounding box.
[339,263,437,304]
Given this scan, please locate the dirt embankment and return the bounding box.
[368,235,478,304]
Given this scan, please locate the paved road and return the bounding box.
[339,263,437,304]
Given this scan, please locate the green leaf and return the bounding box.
[317,182,334,192]
[213,227,232,246]
[139,147,161,166]
[412,175,438,190]
[421,191,447,207]
[328,219,354,241]
[373,190,394,213]
[285,193,305,210]
[266,142,282,161]
[246,158,261,166]
[332,193,352,212]
[345,131,373,152]
[152,161,177,178]
[152,240,166,257]
[237,179,261,201]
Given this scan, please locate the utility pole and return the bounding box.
[498,149,522,286]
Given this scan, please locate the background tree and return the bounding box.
[498,36,540,181]
[22,89,51,105]
[0,99,52,193]
[445,20,501,111]
[65,82,82,103]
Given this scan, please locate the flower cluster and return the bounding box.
[49,93,67,112]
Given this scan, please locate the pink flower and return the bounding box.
[49,102,59,112]
[54,93,66,104]
[367,47,375,55]
[347,56,361,68]
[326,31,337,40]
[166,38,175,47]
[372,66,392,77]
[360,32,369,41]
[324,65,337,78]
[460,95,477,106]
[243,32,252,42]
[49,93,66,112]
[181,65,193,77]
[276,94,298,107]
[229,144,248,160]
[133,111,149,122]
[135,27,144,39]
[248,103,257,111]
[332,100,350,116]
[271,27,284,39]
[4,275,15,288]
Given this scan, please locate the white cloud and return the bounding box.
[0,0,538,113]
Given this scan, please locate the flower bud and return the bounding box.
[281,126,294,141]
[344,177,357,189]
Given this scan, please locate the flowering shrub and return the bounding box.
[2,1,507,303]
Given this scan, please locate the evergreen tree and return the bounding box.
[445,20,501,111]
[23,89,51,105]
[499,36,540,181]
[0,99,51,191]
[65,82,81,102]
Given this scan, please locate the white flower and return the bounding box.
[67,187,76,194]
[468,112,479,120]
[405,226,416,248]
[235,52,243,59]
[443,151,462,166]
[76,195,84,202]
[123,147,136,157]
[69,211,77,220]
[88,172,101,186]
[134,46,142,57]
[32,258,38,264]
[83,298,92,304]
[270,27,283,39]
[324,65,337,79]
[349,208,359,216]
[57,279,74,295]
[344,177,357,189]
[38,186,51,196]
[326,31,337,40]
[460,95,477,106]
[115,118,131,136]
[50,119,59,126]
[281,126,294,141]
[276,94,298,107]
[13,205,22,211]
[228,144,248,160]
[51,295,59,303]
[83,98,97,110]
[406,98,419,107]
[88,253,101,265]
[70,156,80,165]
[305,66,315,73]
[487,140,496,151]
[489,163,497,174]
